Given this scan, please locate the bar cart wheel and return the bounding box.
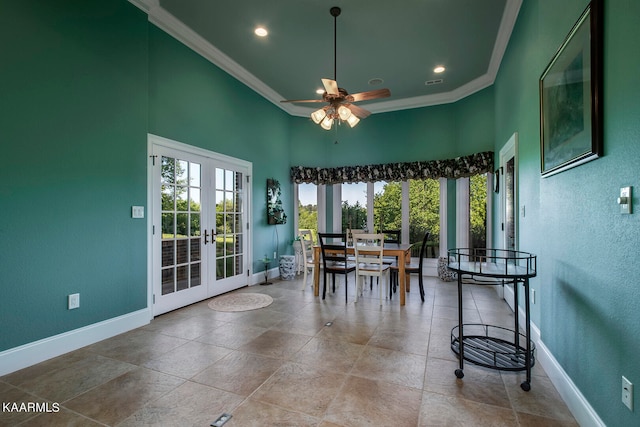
[521,381,530,391]
[455,369,464,379]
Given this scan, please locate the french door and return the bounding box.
[149,135,251,316]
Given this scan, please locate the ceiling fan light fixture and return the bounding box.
[337,105,352,121]
[320,116,334,130]
[346,114,360,128]
[280,6,389,134]
[311,108,327,124]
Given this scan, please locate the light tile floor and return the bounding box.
[1,275,578,426]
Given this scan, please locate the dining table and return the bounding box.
[312,243,414,306]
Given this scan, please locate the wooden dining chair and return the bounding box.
[318,232,356,303]
[353,233,390,305]
[380,229,401,245]
[390,231,430,302]
[298,230,315,291]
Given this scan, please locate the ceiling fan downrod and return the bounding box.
[330,7,340,81]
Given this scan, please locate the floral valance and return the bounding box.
[291,151,494,185]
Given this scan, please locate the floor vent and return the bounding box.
[211,413,232,426]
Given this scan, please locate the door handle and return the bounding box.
[204,229,209,245]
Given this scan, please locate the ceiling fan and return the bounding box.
[281,6,391,130]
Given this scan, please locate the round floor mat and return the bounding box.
[207,292,273,312]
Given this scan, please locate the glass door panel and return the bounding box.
[213,167,246,293]
[160,156,202,296]
[151,139,250,316]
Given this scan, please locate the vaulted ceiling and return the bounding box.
[131,0,522,117]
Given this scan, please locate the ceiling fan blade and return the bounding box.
[280,99,326,103]
[322,78,339,96]
[347,88,391,102]
[346,103,371,119]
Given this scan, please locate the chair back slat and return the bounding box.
[318,233,349,267]
[354,233,385,273]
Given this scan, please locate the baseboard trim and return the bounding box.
[0,308,151,376]
[514,304,605,427]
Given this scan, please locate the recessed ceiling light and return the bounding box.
[254,27,268,37]
[434,66,446,74]
[368,78,384,86]
[316,88,325,94]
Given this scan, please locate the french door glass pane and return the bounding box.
[162,268,174,295]
[215,168,243,280]
[160,155,203,294]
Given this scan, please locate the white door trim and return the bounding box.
[147,134,252,316]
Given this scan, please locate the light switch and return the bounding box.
[132,206,145,218]
[618,187,632,214]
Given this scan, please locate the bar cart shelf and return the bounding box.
[448,248,537,391]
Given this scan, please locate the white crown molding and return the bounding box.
[488,0,523,77]
[131,0,295,114]
[129,0,521,118]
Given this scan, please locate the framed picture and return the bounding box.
[539,0,603,177]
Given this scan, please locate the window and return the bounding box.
[297,183,318,240]
[408,179,440,258]
[341,182,367,231]
[470,173,488,251]
[373,181,401,232]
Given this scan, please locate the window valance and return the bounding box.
[291,151,494,185]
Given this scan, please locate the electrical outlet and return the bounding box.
[622,376,633,411]
[273,251,276,259]
[531,289,536,304]
[68,293,80,310]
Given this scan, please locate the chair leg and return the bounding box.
[345,274,348,304]
[323,271,329,299]
[301,267,308,290]
[322,272,326,299]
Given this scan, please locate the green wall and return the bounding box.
[4,2,636,424]
[147,26,293,269]
[289,86,495,168]
[0,0,148,351]
[0,0,293,352]
[494,0,640,425]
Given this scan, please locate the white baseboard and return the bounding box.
[0,308,151,376]
[512,303,605,427]
[251,267,280,286]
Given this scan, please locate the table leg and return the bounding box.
[313,246,320,297]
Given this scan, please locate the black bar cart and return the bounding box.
[447,248,537,391]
